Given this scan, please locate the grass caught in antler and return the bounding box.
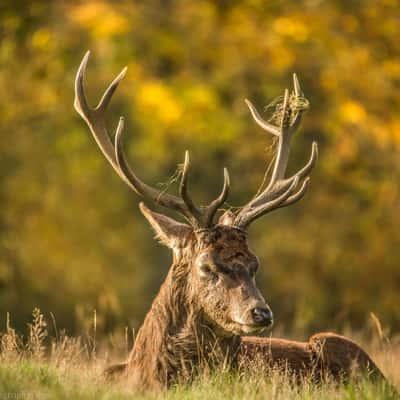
[157,162,185,197]
[264,91,310,126]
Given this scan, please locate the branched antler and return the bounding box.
[234,74,318,228]
[74,51,229,228]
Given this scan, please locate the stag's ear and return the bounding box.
[139,203,193,248]
[218,210,236,226]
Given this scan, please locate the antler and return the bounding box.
[74,51,229,228]
[234,74,318,228]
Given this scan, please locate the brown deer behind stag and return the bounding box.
[74,52,385,390]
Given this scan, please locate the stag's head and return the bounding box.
[188,224,268,336]
[74,52,317,337]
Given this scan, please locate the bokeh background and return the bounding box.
[1,0,399,338]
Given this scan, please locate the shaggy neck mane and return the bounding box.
[127,245,238,390]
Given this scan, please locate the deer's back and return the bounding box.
[238,335,314,373]
[238,332,385,380]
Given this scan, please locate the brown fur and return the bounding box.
[239,333,384,381]
[121,231,243,389]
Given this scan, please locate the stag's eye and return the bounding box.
[219,266,236,280]
[198,263,218,281]
[224,270,235,279]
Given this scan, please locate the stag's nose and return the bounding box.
[251,307,273,327]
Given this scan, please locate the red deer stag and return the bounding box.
[74,52,385,390]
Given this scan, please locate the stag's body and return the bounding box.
[107,227,383,389]
[74,52,385,390]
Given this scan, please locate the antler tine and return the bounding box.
[179,151,203,222]
[290,141,318,181]
[113,119,193,219]
[74,51,91,115]
[203,168,230,227]
[248,141,318,209]
[234,74,317,229]
[74,51,127,182]
[289,73,306,135]
[282,177,310,207]
[244,99,280,137]
[293,73,303,97]
[178,151,230,227]
[236,176,300,228]
[96,67,128,113]
[269,88,292,186]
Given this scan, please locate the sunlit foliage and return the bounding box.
[0,1,399,336]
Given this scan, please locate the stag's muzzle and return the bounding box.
[251,307,273,328]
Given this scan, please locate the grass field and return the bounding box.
[0,310,398,400]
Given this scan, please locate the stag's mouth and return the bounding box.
[229,319,272,335]
[236,323,268,335]
[203,313,273,337]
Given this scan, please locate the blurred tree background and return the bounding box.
[1,0,399,338]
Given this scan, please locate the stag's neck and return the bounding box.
[128,260,238,389]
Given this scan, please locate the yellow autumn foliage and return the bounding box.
[339,101,367,125]
[70,2,130,38]
[137,81,182,124]
[0,0,400,336]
